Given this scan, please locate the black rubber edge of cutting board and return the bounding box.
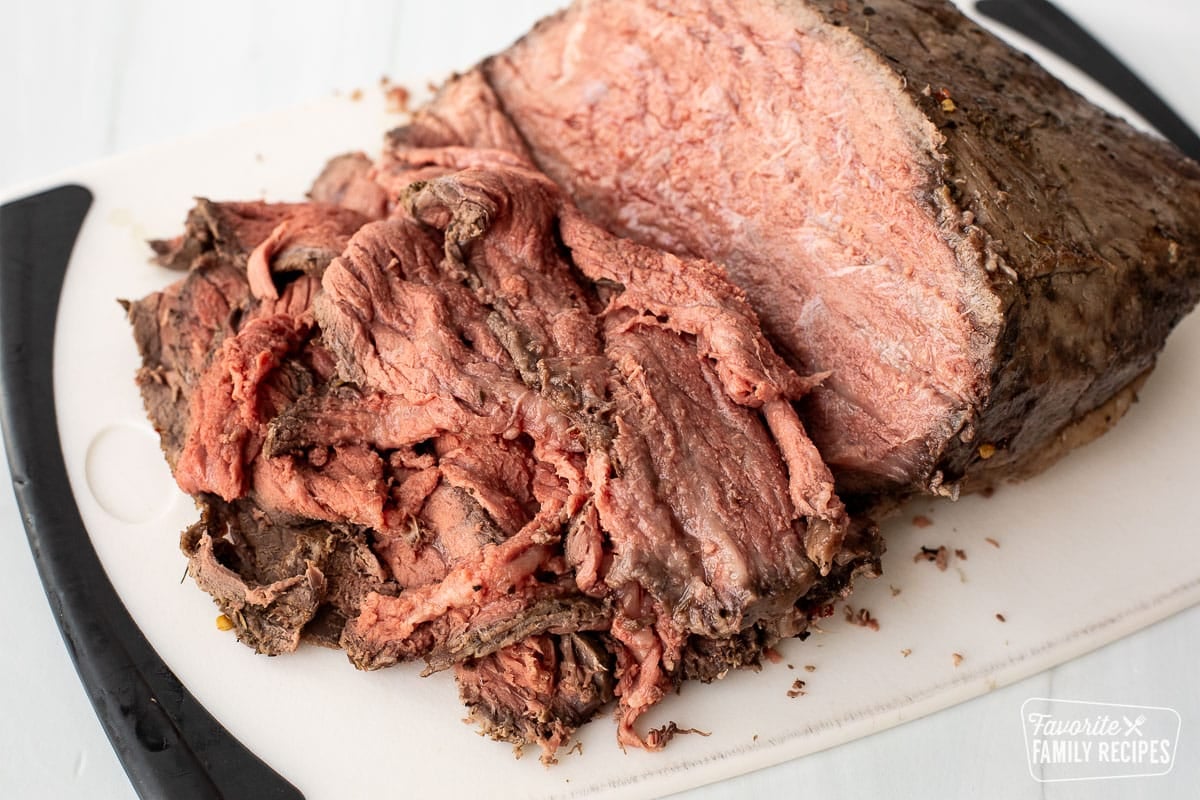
[0,185,303,800]
[976,0,1200,161]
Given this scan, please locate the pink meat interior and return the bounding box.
[487,0,986,491]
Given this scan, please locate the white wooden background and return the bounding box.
[1,1,1197,798]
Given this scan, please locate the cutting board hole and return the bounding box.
[85,423,177,524]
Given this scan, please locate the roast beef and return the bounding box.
[127,138,880,757]
[454,0,1200,499]
[125,0,1200,762]
[181,496,391,655]
[313,157,874,747]
[456,633,617,760]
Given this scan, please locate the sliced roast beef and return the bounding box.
[385,68,534,161]
[125,199,373,465]
[150,199,367,279]
[302,522,395,648]
[308,152,389,220]
[181,496,390,655]
[316,158,874,746]
[130,134,882,755]
[459,0,1200,500]
[122,260,251,466]
[174,313,314,500]
[596,318,820,638]
[457,633,616,763]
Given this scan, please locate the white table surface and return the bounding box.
[1,2,1197,798]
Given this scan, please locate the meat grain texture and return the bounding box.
[125,0,1200,760]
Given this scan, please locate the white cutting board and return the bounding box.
[4,9,1199,799]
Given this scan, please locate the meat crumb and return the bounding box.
[787,663,794,670]
[804,664,816,673]
[985,536,1001,548]
[912,514,933,528]
[996,613,1006,622]
[901,648,912,658]
[753,734,759,742]
[954,548,967,561]
[764,648,783,664]
[952,652,964,667]
[844,605,880,631]
[567,741,583,756]
[386,84,411,113]
[648,722,710,746]
[981,486,996,498]
[787,679,807,698]
[889,584,902,597]
[914,545,950,570]
[349,88,364,102]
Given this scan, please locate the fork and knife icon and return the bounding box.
[1122,714,1147,737]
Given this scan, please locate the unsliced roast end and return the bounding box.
[479,0,1200,503]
